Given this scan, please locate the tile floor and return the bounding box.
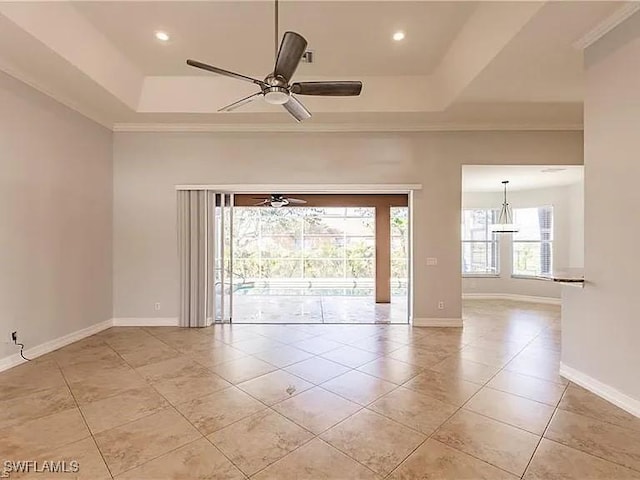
[232,295,409,323]
[2,300,640,479]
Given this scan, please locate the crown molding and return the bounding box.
[573,2,640,50]
[113,122,583,133]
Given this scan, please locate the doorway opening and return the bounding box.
[228,194,409,324]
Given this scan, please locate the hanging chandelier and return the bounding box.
[491,180,519,234]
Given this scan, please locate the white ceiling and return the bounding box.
[74,1,477,77]
[0,1,631,130]
[462,165,584,192]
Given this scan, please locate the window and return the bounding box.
[233,207,375,295]
[512,206,553,276]
[461,209,499,275]
[391,207,409,295]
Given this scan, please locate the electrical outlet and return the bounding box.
[154,302,161,311]
[11,331,17,343]
[427,257,438,266]
[437,301,445,310]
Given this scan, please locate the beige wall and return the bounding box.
[113,130,582,322]
[562,13,640,402]
[0,70,113,361]
[462,183,584,299]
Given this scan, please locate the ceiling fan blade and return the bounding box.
[186,59,265,87]
[253,200,270,206]
[286,198,307,205]
[291,81,363,96]
[218,92,263,112]
[282,95,311,122]
[273,32,307,81]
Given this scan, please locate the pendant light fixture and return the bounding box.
[491,180,519,234]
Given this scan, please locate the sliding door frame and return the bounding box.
[176,184,422,325]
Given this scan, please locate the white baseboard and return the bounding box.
[113,317,179,327]
[559,362,640,419]
[413,317,463,327]
[0,318,113,373]
[462,293,561,305]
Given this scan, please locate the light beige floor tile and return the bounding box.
[369,386,457,435]
[407,337,465,357]
[210,356,278,384]
[94,407,201,475]
[2,408,90,459]
[104,332,165,355]
[147,328,219,352]
[350,337,405,354]
[320,346,381,368]
[459,345,517,367]
[321,370,397,405]
[545,408,640,471]
[403,370,481,407]
[321,409,425,476]
[253,438,379,480]
[488,369,566,406]
[9,437,111,480]
[558,384,640,432]
[237,369,313,405]
[465,387,555,435]
[252,345,314,368]
[389,438,518,480]
[60,356,132,383]
[80,386,169,434]
[68,368,148,405]
[116,437,244,479]
[137,355,231,403]
[273,387,361,434]
[285,356,351,384]
[357,357,423,384]
[175,386,266,435]
[429,356,500,384]
[0,360,67,402]
[0,385,76,429]
[53,343,121,368]
[386,346,449,368]
[433,409,540,476]
[190,344,248,368]
[120,342,183,368]
[208,410,314,476]
[505,352,568,385]
[524,438,640,480]
[232,337,286,355]
[292,336,343,355]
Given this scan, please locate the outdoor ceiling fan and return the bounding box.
[253,194,307,208]
[185,0,363,122]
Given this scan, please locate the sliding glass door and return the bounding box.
[213,193,234,323]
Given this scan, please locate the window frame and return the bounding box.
[461,208,501,277]
[510,205,554,278]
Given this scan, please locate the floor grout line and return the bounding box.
[12,304,633,479]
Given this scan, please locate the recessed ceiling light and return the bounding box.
[393,31,405,42]
[155,31,170,42]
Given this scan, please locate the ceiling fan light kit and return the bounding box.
[185,0,362,122]
[491,180,519,234]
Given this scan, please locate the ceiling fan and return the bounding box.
[253,194,308,208]
[185,0,362,122]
